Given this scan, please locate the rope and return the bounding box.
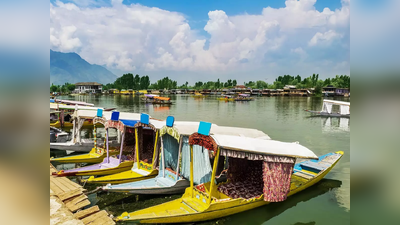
[83,186,102,195]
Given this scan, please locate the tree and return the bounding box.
[232,80,237,86]
[65,83,75,92]
[134,74,141,90]
[314,80,324,97]
[256,80,268,89]
[273,81,284,89]
[216,79,220,89]
[50,84,59,92]
[140,75,150,89]
[114,73,134,90]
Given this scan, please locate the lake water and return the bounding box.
[53,95,350,225]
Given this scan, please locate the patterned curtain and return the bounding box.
[188,133,218,156]
[262,156,295,202]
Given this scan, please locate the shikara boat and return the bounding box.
[115,122,343,223]
[192,92,205,98]
[235,93,253,101]
[52,111,140,177]
[50,110,142,152]
[50,102,116,128]
[102,119,271,194]
[51,99,94,107]
[218,95,234,101]
[142,94,173,105]
[85,114,165,184]
[51,110,120,163]
[305,99,350,118]
[102,117,194,194]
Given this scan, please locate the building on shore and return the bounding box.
[74,82,102,94]
[322,86,337,96]
[335,88,350,96]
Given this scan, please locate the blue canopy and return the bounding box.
[50,99,55,103]
[120,119,139,127]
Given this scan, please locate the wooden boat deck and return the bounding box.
[50,163,115,225]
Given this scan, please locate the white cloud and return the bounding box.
[50,0,350,78]
[308,30,343,46]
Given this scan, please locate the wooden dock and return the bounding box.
[50,163,115,225]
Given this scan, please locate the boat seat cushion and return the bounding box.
[300,161,330,172]
[218,181,263,200]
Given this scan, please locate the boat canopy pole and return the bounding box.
[135,128,139,165]
[93,123,97,149]
[106,128,109,163]
[72,117,76,143]
[151,130,159,170]
[175,136,183,181]
[161,134,165,178]
[190,145,194,198]
[118,127,126,164]
[207,147,220,204]
[117,130,121,144]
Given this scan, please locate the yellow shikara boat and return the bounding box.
[53,112,141,177]
[217,95,234,101]
[50,103,100,128]
[85,114,165,184]
[116,122,343,223]
[192,92,205,98]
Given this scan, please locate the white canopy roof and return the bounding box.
[73,110,164,129]
[55,99,94,107]
[148,119,166,129]
[323,99,350,106]
[50,103,102,111]
[73,110,141,120]
[164,121,270,139]
[211,134,318,159]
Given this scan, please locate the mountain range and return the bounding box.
[50,50,117,85]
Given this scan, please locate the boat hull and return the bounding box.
[50,148,119,164]
[116,151,344,223]
[304,110,350,118]
[86,169,158,184]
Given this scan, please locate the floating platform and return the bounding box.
[50,163,115,225]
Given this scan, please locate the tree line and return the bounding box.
[244,74,350,90]
[51,73,350,94]
[50,83,75,93]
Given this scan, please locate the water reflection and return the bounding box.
[322,117,350,133]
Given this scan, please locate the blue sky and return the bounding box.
[50,0,350,84]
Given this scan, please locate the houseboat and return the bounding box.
[335,88,350,97]
[261,89,270,96]
[251,89,261,96]
[322,86,336,97]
